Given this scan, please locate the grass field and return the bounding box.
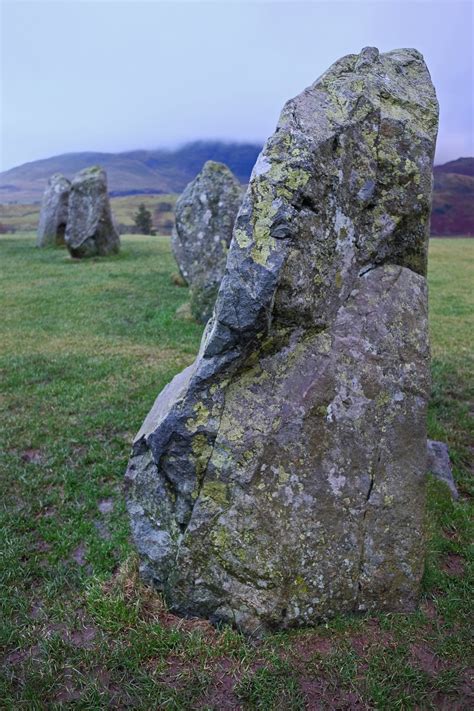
[0,234,472,709]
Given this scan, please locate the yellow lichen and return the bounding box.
[235,228,251,249]
[186,401,210,430]
[201,480,230,507]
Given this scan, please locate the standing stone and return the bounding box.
[171,161,242,322]
[126,47,438,634]
[427,440,458,499]
[65,167,120,258]
[36,174,71,247]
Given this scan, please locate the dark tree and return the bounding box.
[134,204,154,235]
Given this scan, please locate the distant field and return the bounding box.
[0,194,177,234]
[1,199,473,241]
[0,234,472,708]
[109,194,177,233]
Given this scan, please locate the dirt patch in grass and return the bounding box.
[54,668,83,704]
[287,634,334,662]
[3,649,31,666]
[33,539,52,553]
[30,600,45,620]
[442,553,465,577]
[98,498,114,514]
[44,621,71,642]
[71,543,87,566]
[20,448,43,463]
[155,654,196,692]
[410,642,447,676]
[348,623,395,656]
[299,677,367,710]
[459,668,474,700]
[193,658,243,710]
[429,693,471,710]
[70,625,97,649]
[3,644,42,667]
[53,664,124,705]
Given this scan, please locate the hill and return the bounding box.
[0,141,262,203]
[434,157,474,177]
[431,158,474,235]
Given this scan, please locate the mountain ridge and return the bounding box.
[0,141,263,203]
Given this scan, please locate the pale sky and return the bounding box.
[1,0,473,172]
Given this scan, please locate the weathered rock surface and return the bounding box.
[171,161,242,322]
[65,167,120,258]
[427,440,458,499]
[126,47,439,634]
[36,174,71,247]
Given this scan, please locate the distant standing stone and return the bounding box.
[37,174,71,247]
[427,440,459,499]
[65,167,120,258]
[171,161,242,322]
[126,47,439,634]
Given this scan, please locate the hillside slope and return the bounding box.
[432,158,474,235]
[0,141,262,203]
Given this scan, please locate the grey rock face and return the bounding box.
[65,167,120,258]
[36,174,71,247]
[427,440,458,499]
[126,47,439,634]
[171,161,242,322]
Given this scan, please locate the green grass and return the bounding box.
[0,234,472,709]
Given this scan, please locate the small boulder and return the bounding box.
[37,174,71,247]
[65,167,120,258]
[171,161,242,322]
[427,440,458,499]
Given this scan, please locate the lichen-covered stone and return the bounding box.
[65,167,120,258]
[36,174,71,247]
[171,161,242,322]
[125,47,439,634]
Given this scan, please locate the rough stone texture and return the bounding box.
[126,47,439,635]
[36,174,71,247]
[65,167,120,258]
[171,161,242,322]
[427,440,458,499]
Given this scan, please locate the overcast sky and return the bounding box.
[1,0,472,172]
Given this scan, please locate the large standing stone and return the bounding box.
[65,167,120,258]
[171,161,242,322]
[36,174,71,247]
[126,47,439,634]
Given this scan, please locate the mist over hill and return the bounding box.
[0,141,262,203]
